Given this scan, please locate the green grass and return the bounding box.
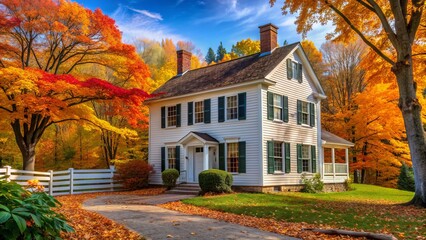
[182,184,425,238]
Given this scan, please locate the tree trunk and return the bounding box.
[11,115,50,171]
[393,51,426,207]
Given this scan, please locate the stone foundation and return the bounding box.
[233,183,347,193]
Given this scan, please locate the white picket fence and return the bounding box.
[0,166,122,196]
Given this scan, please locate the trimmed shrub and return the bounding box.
[301,173,324,193]
[397,163,415,192]
[114,160,154,190]
[0,179,74,239]
[199,169,233,194]
[162,169,180,189]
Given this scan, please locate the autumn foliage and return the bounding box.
[114,160,154,190]
[0,0,150,171]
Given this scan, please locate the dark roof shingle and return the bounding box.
[192,132,218,143]
[148,43,299,101]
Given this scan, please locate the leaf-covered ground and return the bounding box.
[56,187,165,240]
[164,184,425,239]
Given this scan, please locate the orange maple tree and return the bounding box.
[0,0,150,170]
[270,0,426,207]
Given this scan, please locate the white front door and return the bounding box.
[193,147,204,183]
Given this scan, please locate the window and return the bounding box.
[273,142,283,172]
[227,142,239,172]
[167,106,177,127]
[287,58,302,82]
[226,96,238,120]
[167,147,176,169]
[194,101,204,123]
[273,94,283,120]
[195,147,203,153]
[301,101,309,125]
[301,145,311,172]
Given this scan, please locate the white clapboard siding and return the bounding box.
[0,166,122,196]
[261,48,323,186]
[149,84,262,186]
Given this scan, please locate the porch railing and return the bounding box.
[324,163,348,175]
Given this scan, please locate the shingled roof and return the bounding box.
[147,43,299,102]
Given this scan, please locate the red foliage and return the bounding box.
[114,160,154,190]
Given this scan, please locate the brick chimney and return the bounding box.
[259,23,279,53]
[177,49,192,75]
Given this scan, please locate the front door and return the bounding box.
[193,147,204,183]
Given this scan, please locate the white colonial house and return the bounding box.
[146,23,354,192]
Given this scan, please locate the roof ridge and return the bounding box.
[182,42,300,75]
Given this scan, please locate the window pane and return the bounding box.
[301,101,309,125]
[227,142,239,172]
[195,101,204,123]
[273,94,282,120]
[273,142,283,172]
[227,96,238,120]
[301,145,310,172]
[292,61,298,79]
[168,147,176,169]
[167,106,177,127]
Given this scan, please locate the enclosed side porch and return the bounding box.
[321,130,355,183]
[177,132,219,183]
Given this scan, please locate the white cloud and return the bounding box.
[127,7,163,21]
[278,17,296,27]
[111,5,186,44]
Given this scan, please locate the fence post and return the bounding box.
[69,168,74,195]
[5,165,11,182]
[48,170,53,196]
[109,165,115,192]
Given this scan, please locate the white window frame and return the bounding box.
[166,105,177,128]
[225,139,239,174]
[273,94,283,121]
[194,101,204,124]
[225,95,238,121]
[273,141,284,173]
[301,145,311,172]
[291,61,298,79]
[300,101,310,126]
[167,146,176,169]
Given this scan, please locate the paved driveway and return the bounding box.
[83,194,298,240]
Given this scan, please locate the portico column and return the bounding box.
[331,148,336,179]
[203,145,209,171]
[345,148,349,178]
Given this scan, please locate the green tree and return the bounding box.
[397,163,415,192]
[216,42,227,62]
[205,47,216,64]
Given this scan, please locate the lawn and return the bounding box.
[182,184,425,239]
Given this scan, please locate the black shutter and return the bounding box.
[218,96,225,122]
[161,147,165,172]
[176,104,181,127]
[161,107,166,128]
[238,92,246,120]
[219,143,225,170]
[297,144,302,173]
[238,141,246,173]
[297,63,303,83]
[204,99,211,123]
[286,58,293,79]
[309,102,315,127]
[267,141,274,174]
[283,96,289,123]
[284,143,290,173]
[175,146,180,173]
[311,145,316,173]
[188,102,193,126]
[267,91,274,120]
[297,100,302,125]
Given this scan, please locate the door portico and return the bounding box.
[178,132,219,183]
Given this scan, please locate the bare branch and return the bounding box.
[323,0,395,65]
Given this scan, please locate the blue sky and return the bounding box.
[75,0,332,55]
